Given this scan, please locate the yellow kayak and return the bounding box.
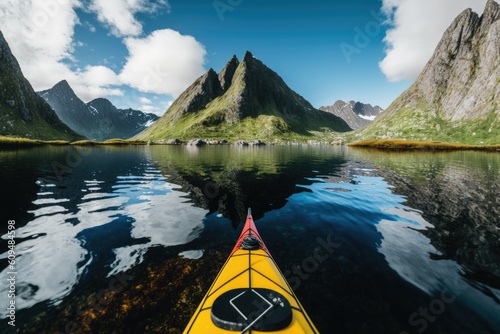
[183,209,319,333]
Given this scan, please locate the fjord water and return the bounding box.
[0,145,498,333]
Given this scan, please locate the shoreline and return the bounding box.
[1,136,499,151]
[348,139,500,152]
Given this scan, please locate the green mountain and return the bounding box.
[356,0,500,145]
[134,51,351,141]
[0,31,80,141]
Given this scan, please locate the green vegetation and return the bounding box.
[0,136,40,147]
[0,136,149,148]
[0,136,71,147]
[70,139,147,146]
[135,52,350,142]
[135,107,348,143]
[102,139,147,145]
[0,104,80,141]
[349,139,500,151]
[354,107,499,145]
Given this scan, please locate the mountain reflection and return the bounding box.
[348,148,500,286]
[0,146,205,317]
[1,145,498,333]
[148,145,348,223]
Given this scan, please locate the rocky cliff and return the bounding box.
[358,0,500,144]
[0,31,80,140]
[135,51,351,141]
[320,100,383,130]
[39,80,158,140]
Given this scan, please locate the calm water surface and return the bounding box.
[0,145,498,334]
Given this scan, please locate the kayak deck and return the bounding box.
[183,210,319,333]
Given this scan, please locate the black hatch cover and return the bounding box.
[211,288,292,332]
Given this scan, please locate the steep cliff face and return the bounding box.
[86,98,158,138]
[359,0,500,144]
[320,100,383,130]
[401,0,500,121]
[218,55,239,92]
[38,80,92,137]
[0,31,80,140]
[39,80,158,140]
[135,51,351,141]
[166,69,223,122]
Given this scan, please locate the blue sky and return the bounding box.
[0,0,488,115]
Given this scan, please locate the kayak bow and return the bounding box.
[183,209,319,333]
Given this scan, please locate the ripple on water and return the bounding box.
[0,167,204,318]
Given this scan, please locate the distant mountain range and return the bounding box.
[320,100,383,130]
[38,80,158,140]
[0,31,80,140]
[3,0,498,146]
[135,51,351,141]
[359,0,500,144]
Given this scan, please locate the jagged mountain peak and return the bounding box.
[53,79,71,88]
[243,50,254,61]
[46,79,79,98]
[88,97,116,111]
[38,80,158,140]
[0,31,22,76]
[0,30,80,140]
[399,0,500,121]
[359,0,500,144]
[481,0,500,30]
[218,55,240,91]
[166,66,223,121]
[135,51,351,140]
[320,100,382,130]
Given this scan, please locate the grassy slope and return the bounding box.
[0,52,81,141]
[135,60,350,142]
[349,139,500,151]
[0,104,80,141]
[352,104,499,145]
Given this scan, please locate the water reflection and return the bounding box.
[348,149,500,279]
[148,145,348,222]
[0,145,498,333]
[348,148,500,331]
[0,147,205,318]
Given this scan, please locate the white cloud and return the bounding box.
[73,85,124,103]
[79,65,121,87]
[0,0,80,87]
[120,29,207,97]
[0,0,202,107]
[380,0,488,82]
[0,0,123,102]
[136,97,172,116]
[140,97,153,104]
[89,0,170,37]
[140,104,159,113]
